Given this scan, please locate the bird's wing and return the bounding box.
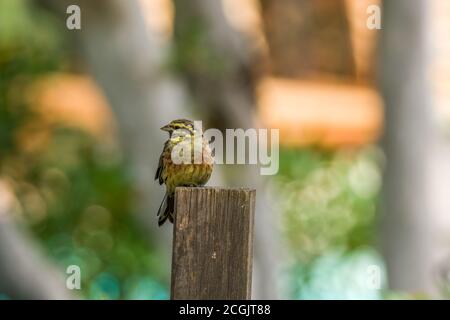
[155,140,171,184]
[155,148,165,185]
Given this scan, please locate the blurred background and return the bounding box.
[1,0,450,299]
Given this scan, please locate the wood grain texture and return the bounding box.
[171,187,256,300]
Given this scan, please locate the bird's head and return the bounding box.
[160,119,195,135]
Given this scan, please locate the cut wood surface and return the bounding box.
[171,187,256,300]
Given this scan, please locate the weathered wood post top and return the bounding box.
[171,187,256,300]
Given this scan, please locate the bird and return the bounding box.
[155,119,214,226]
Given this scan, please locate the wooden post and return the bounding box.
[171,187,256,300]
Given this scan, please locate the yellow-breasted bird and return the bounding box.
[155,119,213,226]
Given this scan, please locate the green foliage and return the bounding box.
[275,147,384,298]
[0,0,63,155]
[275,147,382,262]
[0,0,167,299]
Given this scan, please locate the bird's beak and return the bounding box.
[160,125,171,132]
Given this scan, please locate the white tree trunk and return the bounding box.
[380,0,450,295]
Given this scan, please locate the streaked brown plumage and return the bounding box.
[155,119,213,226]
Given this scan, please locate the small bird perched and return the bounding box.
[155,119,213,226]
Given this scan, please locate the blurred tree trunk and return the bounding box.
[380,0,450,295]
[173,0,283,299]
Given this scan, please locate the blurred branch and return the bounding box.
[0,183,73,299]
[173,0,258,130]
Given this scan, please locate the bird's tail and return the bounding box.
[157,193,174,226]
